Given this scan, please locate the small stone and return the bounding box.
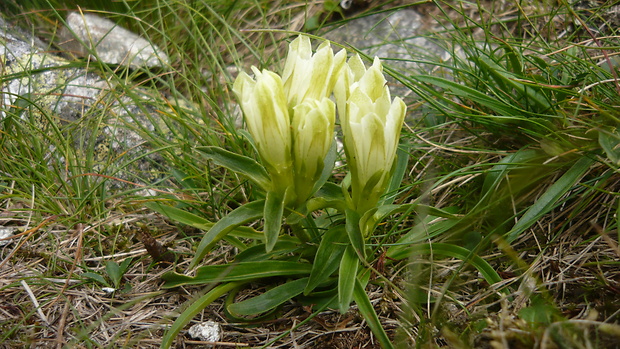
[59,12,169,68]
[188,320,221,342]
[102,287,116,294]
[0,227,15,246]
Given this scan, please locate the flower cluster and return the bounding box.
[233,35,406,213]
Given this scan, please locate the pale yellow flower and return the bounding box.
[336,55,407,213]
[233,67,293,192]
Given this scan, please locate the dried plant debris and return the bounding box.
[135,225,176,265]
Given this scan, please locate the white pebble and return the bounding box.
[188,320,221,342]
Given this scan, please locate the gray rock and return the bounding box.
[324,9,450,100]
[1,13,179,195]
[58,12,169,69]
[325,9,449,73]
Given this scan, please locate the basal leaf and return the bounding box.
[345,208,365,259]
[227,278,308,316]
[197,146,271,190]
[191,200,265,269]
[162,261,312,288]
[338,246,359,313]
[264,190,285,252]
[305,226,348,295]
[235,241,300,262]
[145,202,212,231]
[161,282,243,349]
[353,278,394,349]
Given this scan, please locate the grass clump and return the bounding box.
[1,0,619,348]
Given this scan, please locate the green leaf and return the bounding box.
[227,278,308,316]
[171,168,199,191]
[264,190,285,252]
[105,261,122,288]
[338,246,359,313]
[505,156,594,243]
[197,146,271,190]
[305,226,348,295]
[162,261,312,288]
[312,140,338,195]
[191,200,265,269]
[145,202,213,231]
[353,278,394,349]
[82,272,109,286]
[382,147,409,205]
[119,258,132,272]
[235,241,300,262]
[518,295,562,325]
[161,281,243,349]
[345,208,365,259]
[305,182,347,213]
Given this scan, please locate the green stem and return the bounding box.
[161,281,245,349]
[289,221,311,243]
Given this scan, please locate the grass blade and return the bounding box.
[505,156,594,243]
[387,243,503,288]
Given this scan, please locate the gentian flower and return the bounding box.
[336,55,407,214]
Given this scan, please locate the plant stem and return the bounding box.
[289,221,311,243]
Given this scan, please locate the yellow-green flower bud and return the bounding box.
[291,97,336,203]
[282,35,346,108]
[232,67,293,192]
[337,56,407,214]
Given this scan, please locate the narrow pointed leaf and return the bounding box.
[235,241,300,262]
[382,148,409,205]
[162,261,313,288]
[345,208,365,259]
[191,200,265,269]
[227,278,308,316]
[338,246,359,313]
[505,156,594,243]
[353,278,394,349]
[197,146,271,190]
[305,226,348,295]
[264,190,285,252]
[312,140,338,194]
[145,202,213,231]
